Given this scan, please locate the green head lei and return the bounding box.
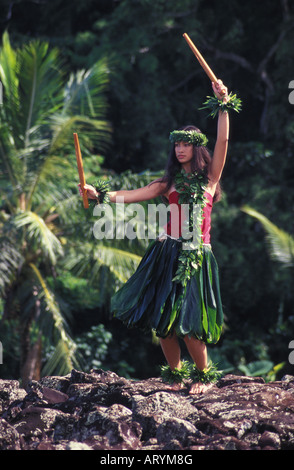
[169,130,208,147]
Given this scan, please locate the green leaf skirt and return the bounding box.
[111,237,223,344]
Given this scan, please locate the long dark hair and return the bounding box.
[160,125,222,203]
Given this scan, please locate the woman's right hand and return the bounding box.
[212,80,228,103]
[78,183,99,200]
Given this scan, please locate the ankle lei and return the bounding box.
[189,362,222,384]
[160,360,190,384]
[172,169,208,287]
[160,360,222,385]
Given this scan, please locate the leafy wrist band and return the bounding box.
[201,92,242,118]
[94,179,110,205]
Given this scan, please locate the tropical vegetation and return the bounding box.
[0,0,294,384]
[0,32,141,385]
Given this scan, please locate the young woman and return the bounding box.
[80,80,229,394]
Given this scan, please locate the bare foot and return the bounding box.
[165,382,184,391]
[189,382,213,395]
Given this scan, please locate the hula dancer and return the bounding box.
[80,80,231,394]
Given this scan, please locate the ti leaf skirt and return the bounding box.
[111,237,223,344]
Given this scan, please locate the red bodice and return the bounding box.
[165,190,213,244]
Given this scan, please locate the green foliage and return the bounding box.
[75,325,112,372]
[237,360,285,382]
[0,32,112,382]
[0,0,294,381]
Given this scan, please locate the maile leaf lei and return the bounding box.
[172,170,208,287]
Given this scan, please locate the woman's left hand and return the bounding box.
[78,183,99,200]
[212,80,228,102]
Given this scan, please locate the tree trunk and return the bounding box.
[20,335,42,389]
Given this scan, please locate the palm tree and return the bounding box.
[0,32,114,385]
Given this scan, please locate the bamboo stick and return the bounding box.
[183,33,225,94]
[73,133,89,209]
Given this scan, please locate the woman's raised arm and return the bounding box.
[208,81,230,184]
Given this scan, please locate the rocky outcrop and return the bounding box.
[1,369,294,450]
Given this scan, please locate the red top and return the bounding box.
[165,190,213,244]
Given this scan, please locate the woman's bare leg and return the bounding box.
[160,333,183,390]
[183,336,207,369]
[183,336,209,394]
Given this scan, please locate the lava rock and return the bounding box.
[1,369,294,450]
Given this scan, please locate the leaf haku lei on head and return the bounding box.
[169,130,208,147]
[200,92,242,118]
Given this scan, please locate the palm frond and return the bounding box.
[0,32,20,133]
[0,140,18,190]
[95,245,142,283]
[0,33,22,186]
[18,40,64,143]
[0,34,64,188]
[28,263,79,376]
[65,242,141,284]
[49,114,112,155]
[0,238,24,295]
[242,205,294,268]
[42,338,79,377]
[14,210,63,265]
[26,154,71,210]
[63,58,110,117]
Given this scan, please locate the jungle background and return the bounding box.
[0,0,293,386]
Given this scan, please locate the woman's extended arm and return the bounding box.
[208,81,230,184]
[80,180,167,204]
